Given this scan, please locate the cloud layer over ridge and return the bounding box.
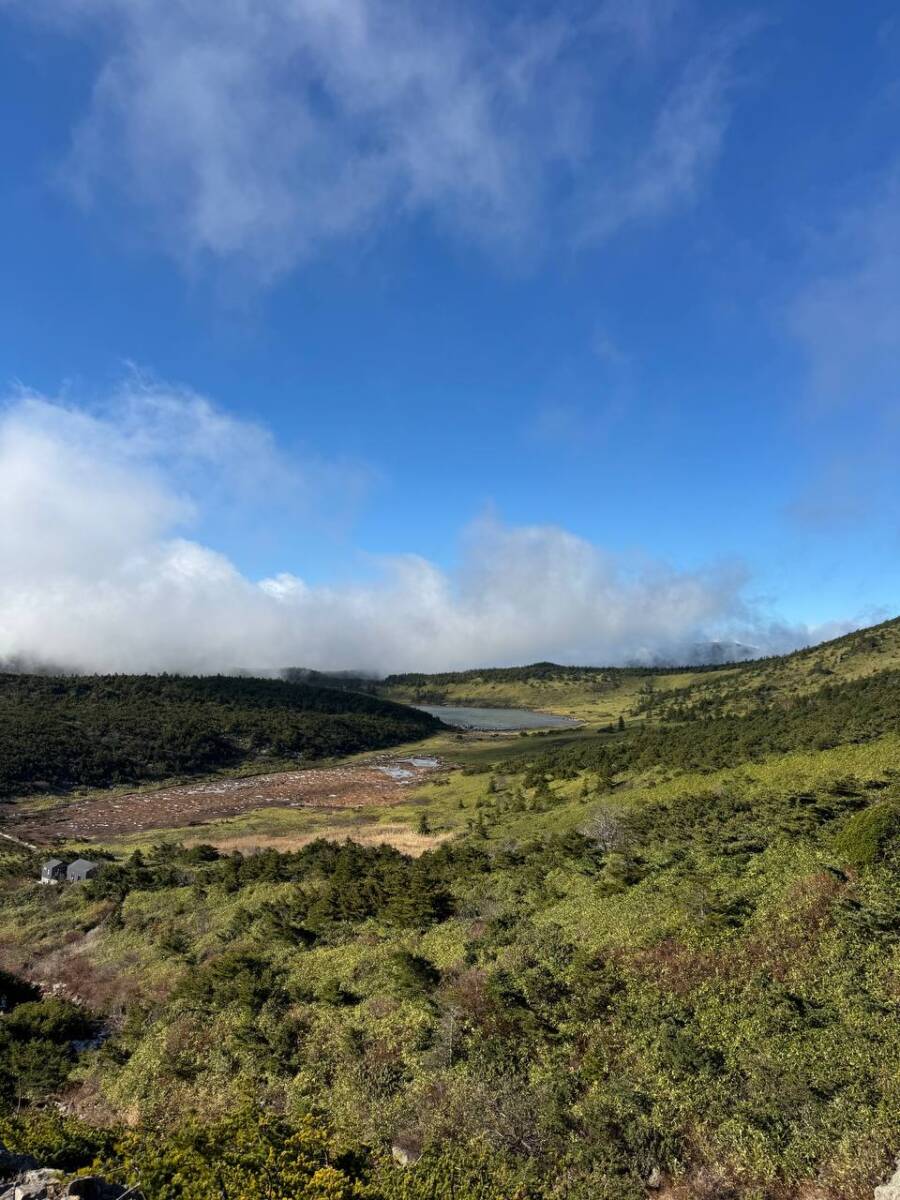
[0,380,849,675]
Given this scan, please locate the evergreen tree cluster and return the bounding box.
[0,973,95,1108]
[88,838,471,930]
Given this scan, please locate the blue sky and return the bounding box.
[0,0,898,672]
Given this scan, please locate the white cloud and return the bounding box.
[4,0,752,280]
[0,379,844,674]
[0,374,369,583]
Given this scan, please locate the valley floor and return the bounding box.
[2,723,599,856]
[5,754,446,846]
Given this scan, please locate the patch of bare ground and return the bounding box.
[4,756,445,844]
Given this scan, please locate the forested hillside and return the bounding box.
[1,622,899,1199]
[381,660,693,721]
[520,666,900,779]
[382,616,900,724]
[0,673,440,796]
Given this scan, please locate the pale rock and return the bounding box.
[875,1159,900,1200]
[12,1168,64,1200]
[391,1138,422,1167]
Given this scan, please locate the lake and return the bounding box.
[415,704,579,731]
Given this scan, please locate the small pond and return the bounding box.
[375,765,415,779]
[415,705,579,731]
[373,756,441,780]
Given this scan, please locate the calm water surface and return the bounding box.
[416,705,579,731]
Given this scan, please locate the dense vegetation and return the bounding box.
[0,673,440,796]
[85,838,464,929]
[2,621,900,1198]
[518,666,900,781]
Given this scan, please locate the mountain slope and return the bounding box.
[381,616,900,723]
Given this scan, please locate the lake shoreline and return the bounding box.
[413,703,582,731]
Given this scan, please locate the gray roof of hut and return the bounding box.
[67,858,99,873]
[42,858,65,869]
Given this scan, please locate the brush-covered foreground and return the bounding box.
[2,621,900,1199]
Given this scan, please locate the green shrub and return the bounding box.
[0,991,96,1108]
[5,997,92,1043]
[834,800,900,865]
[108,1109,372,1200]
[0,1110,113,1171]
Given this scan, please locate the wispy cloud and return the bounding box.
[4,0,756,282]
[0,377,844,673]
[577,21,756,244]
[786,163,900,529]
[789,164,900,403]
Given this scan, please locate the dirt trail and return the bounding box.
[3,756,443,844]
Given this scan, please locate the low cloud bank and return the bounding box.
[0,383,849,675]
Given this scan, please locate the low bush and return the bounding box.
[834,800,900,866]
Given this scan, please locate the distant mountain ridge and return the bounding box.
[642,640,759,666]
